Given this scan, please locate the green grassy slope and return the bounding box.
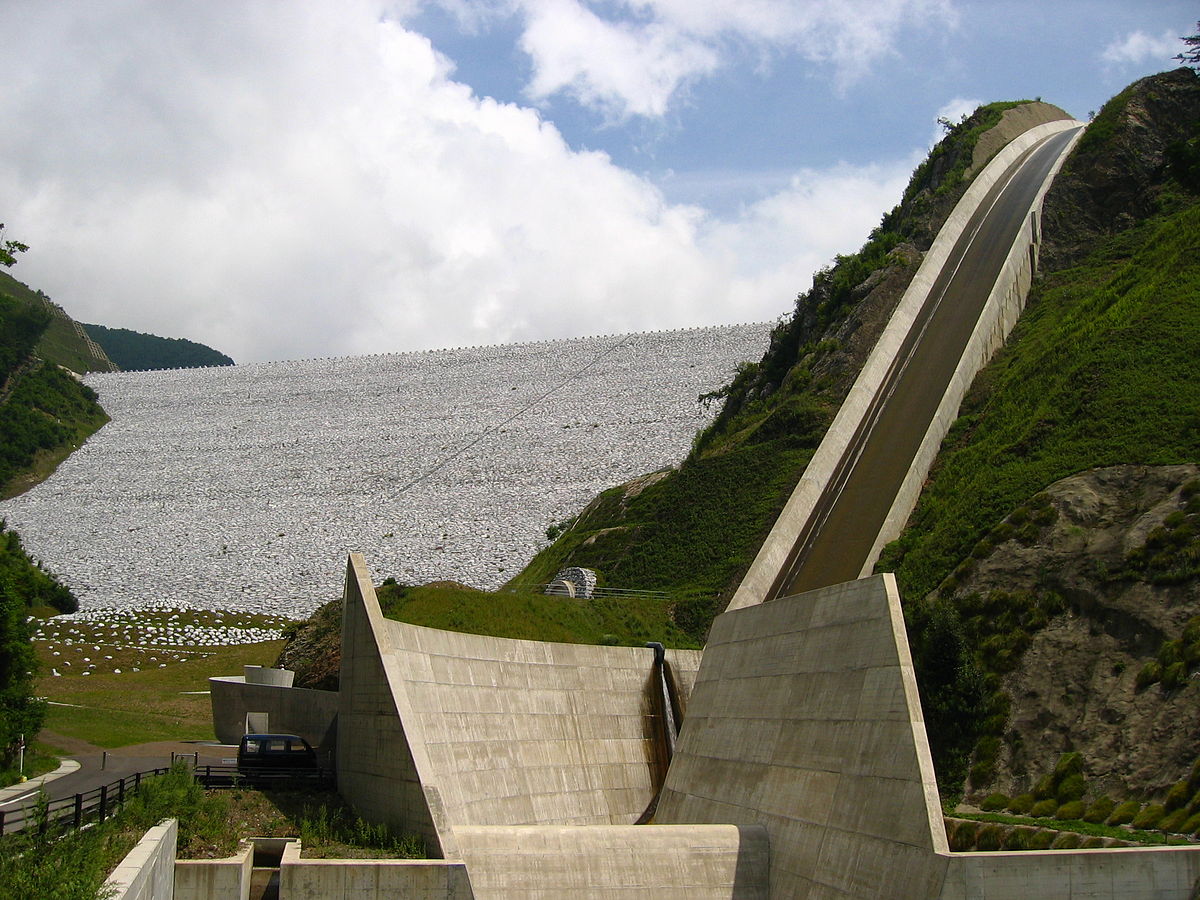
[500,101,1033,641]
[878,201,1200,602]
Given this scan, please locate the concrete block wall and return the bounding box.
[103,818,177,900]
[209,675,338,750]
[657,575,949,898]
[727,117,1081,612]
[454,824,768,900]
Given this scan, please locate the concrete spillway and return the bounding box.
[729,119,1084,610]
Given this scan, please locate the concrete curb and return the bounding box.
[0,758,82,806]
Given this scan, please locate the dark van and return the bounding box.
[237,733,319,778]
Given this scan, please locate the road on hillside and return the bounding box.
[770,126,1082,599]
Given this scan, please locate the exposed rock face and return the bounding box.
[949,465,1200,801]
[1040,67,1200,271]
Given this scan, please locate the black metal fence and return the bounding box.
[0,764,335,836]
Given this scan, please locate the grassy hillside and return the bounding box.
[503,101,1039,635]
[84,322,234,371]
[0,271,115,375]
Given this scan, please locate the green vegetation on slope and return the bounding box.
[0,271,114,375]
[380,580,697,648]
[84,322,234,371]
[878,202,1200,604]
[507,102,1024,636]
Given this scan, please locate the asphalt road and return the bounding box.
[770,126,1082,599]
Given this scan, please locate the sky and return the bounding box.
[0,1,1193,364]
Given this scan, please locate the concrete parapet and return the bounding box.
[727,118,1083,611]
[174,842,254,900]
[658,575,948,898]
[454,824,768,899]
[103,818,177,900]
[209,674,338,753]
[243,664,295,687]
[940,846,1200,899]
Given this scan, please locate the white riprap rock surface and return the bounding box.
[0,325,770,617]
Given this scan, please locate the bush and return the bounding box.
[1131,804,1166,829]
[976,824,1005,851]
[1162,661,1188,690]
[1056,773,1087,803]
[1158,808,1191,834]
[980,793,1010,812]
[1030,799,1059,818]
[1028,829,1056,850]
[1051,831,1081,850]
[1002,828,1030,850]
[1135,661,1162,690]
[1107,800,1141,826]
[1165,780,1192,811]
[1183,811,1200,834]
[1080,836,1108,849]
[1031,774,1055,801]
[1083,797,1115,824]
[1007,793,1035,815]
[947,819,979,851]
[1055,800,1086,820]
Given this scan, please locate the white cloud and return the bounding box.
[437,0,957,121]
[1101,28,1180,67]
[0,1,910,363]
[931,96,981,145]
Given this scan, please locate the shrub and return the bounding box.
[1080,836,1107,849]
[1056,773,1087,804]
[1031,799,1059,818]
[1051,831,1081,849]
[1007,793,1035,815]
[980,793,1010,812]
[1162,661,1188,690]
[1031,774,1056,801]
[1183,811,1200,834]
[1135,661,1162,690]
[1055,800,1086,820]
[947,820,979,851]
[1083,797,1115,823]
[1053,752,1084,780]
[1165,781,1192,811]
[976,824,1005,851]
[1131,804,1166,829]
[1158,808,1191,833]
[1028,829,1055,850]
[1002,828,1030,850]
[1107,800,1141,826]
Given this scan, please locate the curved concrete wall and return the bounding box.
[728,118,1083,611]
[335,554,702,853]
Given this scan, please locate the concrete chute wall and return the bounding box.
[335,553,702,852]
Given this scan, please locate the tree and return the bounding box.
[1177,21,1200,69]
[0,224,29,269]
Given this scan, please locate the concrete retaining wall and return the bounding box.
[336,553,703,851]
[209,674,338,753]
[174,843,253,900]
[941,846,1200,899]
[727,117,1081,611]
[454,824,768,900]
[103,818,177,900]
[658,575,948,898]
[282,857,474,899]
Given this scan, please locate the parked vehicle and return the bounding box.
[236,733,319,778]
